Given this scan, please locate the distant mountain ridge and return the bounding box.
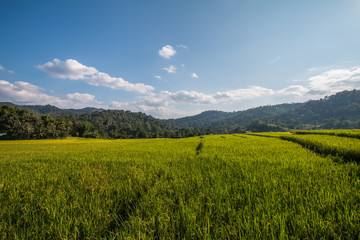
[2,89,360,133]
[167,110,237,128]
[168,103,304,130]
[268,89,360,129]
[0,102,104,116]
[169,89,360,131]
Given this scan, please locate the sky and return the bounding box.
[1,0,360,119]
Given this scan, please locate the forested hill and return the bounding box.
[63,110,178,138]
[168,103,303,130]
[2,89,360,139]
[0,106,205,140]
[268,89,360,129]
[167,110,238,128]
[0,102,104,116]
[168,89,360,132]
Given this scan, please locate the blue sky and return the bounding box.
[1,0,360,118]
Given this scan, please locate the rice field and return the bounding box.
[0,134,360,239]
[281,133,360,163]
[293,129,360,139]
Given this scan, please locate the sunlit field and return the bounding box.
[1,134,360,239]
[292,129,360,139]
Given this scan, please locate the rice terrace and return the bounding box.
[1,130,360,239]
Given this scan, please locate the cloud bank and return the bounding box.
[2,65,360,118]
[110,66,360,118]
[0,80,102,108]
[37,59,154,94]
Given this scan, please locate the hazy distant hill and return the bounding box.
[168,103,303,130]
[168,89,360,131]
[167,110,237,128]
[2,89,360,134]
[268,89,360,129]
[0,102,104,116]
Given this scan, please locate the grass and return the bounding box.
[293,129,360,139]
[281,133,360,163]
[0,135,360,239]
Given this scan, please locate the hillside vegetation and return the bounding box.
[0,133,359,239]
[2,89,360,138]
[0,105,206,140]
[171,89,360,132]
[169,103,302,132]
[268,89,360,129]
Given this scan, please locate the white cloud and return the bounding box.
[307,67,360,94]
[191,73,199,78]
[156,87,274,106]
[66,92,99,103]
[110,90,211,118]
[154,75,162,80]
[5,63,360,119]
[0,80,102,108]
[0,65,15,73]
[36,58,97,79]
[158,45,176,59]
[277,85,309,96]
[163,65,177,73]
[177,44,188,49]
[163,90,217,104]
[37,59,154,94]
[0,80,57,104]
[277,66,360,98]
[108,85,276,118]
[87,72,153,93]
[110,99,201,119]
[214,86,275,102]
[108,65,360,118]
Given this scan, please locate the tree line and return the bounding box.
[0,105,214,140]
[3,89,359,140]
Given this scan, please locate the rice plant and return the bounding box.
[0,135,359,239]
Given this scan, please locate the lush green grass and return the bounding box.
[281,133,360,163]
[0,136,360,239]
[293,129,360,139]
[245,132,292,138]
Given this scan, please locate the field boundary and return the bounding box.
[247,133,359,163]
[292,130,360,139]
[280,136,359,163]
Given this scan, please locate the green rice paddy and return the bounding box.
[0,133,360,239]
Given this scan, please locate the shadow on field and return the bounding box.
[280,136,358,164]
[248,134,358,164]
[196,140,204,155]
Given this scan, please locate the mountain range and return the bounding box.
[2,89,360,133]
